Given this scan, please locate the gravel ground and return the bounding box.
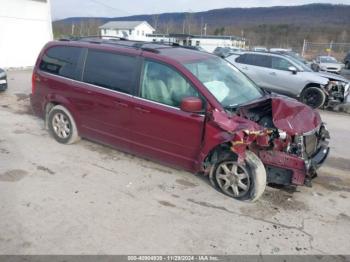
[0,70,349,255]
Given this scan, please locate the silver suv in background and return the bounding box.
[226,52,349,108]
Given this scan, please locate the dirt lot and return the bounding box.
[0,70,350,255]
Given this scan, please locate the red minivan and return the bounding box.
[31,38,330,201]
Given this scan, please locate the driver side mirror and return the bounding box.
[180,97,203,113]
[288,66,298,75]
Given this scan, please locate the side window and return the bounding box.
[246,54,272,68]
[39,46,83,80]
[271,57,293,71]
[140,61,201,108]
[236,54,247,64]
[83,50,138,94]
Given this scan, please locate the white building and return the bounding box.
[146,33,246,53]
[0,0,53,68]
[100,21,155,41]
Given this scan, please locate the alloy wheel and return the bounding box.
[215,161,250,198]
[52,112,71,139]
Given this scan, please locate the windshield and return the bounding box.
[184,58,263,108]
[286,55,313,72]
[320,57,337,63]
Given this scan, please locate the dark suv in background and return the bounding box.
[0,68,7,91]
[31,38,330,201]
[344,51,350,69]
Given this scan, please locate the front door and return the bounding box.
[264,56,305,97]
[129,60,205,171]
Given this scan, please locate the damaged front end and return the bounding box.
[208,96,330,187]
[324,80,350,107]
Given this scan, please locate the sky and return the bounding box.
[50,0,350,20]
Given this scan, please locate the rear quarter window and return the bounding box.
[39,46,84,80]
[83,50,139,94]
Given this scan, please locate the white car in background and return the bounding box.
[312,56,345,74]
[252,46,268,52]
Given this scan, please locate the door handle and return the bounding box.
[135,107,150,114]
[269,72,277,76]
[114,101,128,108]
[242,66,248,70]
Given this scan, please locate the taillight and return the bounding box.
[32,73,38,95]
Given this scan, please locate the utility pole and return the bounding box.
[204,24,207,36]
[329,40,333,56]
[301,39,306,57]
[71,24,75,36]
[200,17,203,36]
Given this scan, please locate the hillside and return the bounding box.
[53,4,350,48]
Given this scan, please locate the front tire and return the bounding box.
[209,151,266,202]
[300,87,326,109]
[48,105,80,144]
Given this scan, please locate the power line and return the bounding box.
[0,15,48,22]
[87,0,130,16]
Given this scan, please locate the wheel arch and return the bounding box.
[44,95,82,131]
[199,141,239,174]
[300,82,327,97]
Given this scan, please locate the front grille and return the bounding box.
[304,133,318,157]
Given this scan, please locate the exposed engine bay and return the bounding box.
[220,96,330,186]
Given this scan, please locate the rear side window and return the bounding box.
[83,50,138,94]
[39,46,83,80]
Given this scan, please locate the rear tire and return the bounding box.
[300,87,326,109]
[209,151,266,202]
[48,105,80,144]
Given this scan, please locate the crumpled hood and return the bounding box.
[271,97,321,135]
[316,71,349,83]
[212,96,321,136]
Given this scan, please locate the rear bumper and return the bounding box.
[30,94,43,117]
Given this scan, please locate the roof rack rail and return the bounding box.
[58,35,128,42]
[57,37,184,53]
